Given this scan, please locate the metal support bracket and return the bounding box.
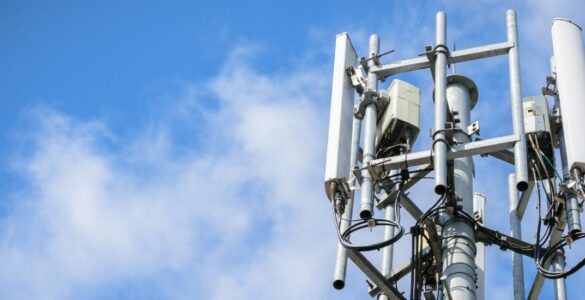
[430,121,480,145]
[370,41,513,78]
[550,104,562,148]
[377,164,432,209]
[367,221,442,298]
[366,134,519,181]
[354,89,389,120]
[476,137,515,165]
[346,66,367,95]
[425,45,436,81]
[347,249,406,300]
[324,177,352,202]
[467,121,480,136]
[353,165,363,186]
[475,225,542,258]
[368,247,433,297]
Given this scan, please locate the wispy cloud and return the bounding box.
[0,45,339,300]
[3,2,585,299]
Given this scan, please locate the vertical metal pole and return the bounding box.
[508,174,526,300]
[529,178,567,299]
[565,188,582,234]
[555,91,582,234]
[506,9,529,191]
[528,212,566,299]
[550,83,571,300]
[506,9,528,191]
[333,117,362,289]
[378,170,398,300]
[359,34,380,219]
[442,76,477,300]
[529,57,578,300]
[433,12,449,195]
[473,193,486,300]
[553,250,568,300]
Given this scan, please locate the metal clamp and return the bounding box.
[346,66,367,95]
[550,105,562,148]
[354,89,389,120]
[325,177,352,202]
[467,121,480,137]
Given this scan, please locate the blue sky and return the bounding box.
[1,0,585,299]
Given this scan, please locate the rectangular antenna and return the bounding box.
[324,33,356,186]
[326,32,358,290]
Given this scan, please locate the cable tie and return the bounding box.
[565,235,574,248]
[367,219,376,231]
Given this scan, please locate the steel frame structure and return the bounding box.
[324,9,585,300]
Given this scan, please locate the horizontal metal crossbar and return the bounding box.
[370,41,513,78]
[475,137,515,165]
[367,134,519,180]
[487,149,515,164]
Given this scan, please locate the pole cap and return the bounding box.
[433,74,479,110]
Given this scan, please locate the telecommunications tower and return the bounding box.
[324,10,585,300]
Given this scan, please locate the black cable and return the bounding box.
[528,145,585,279]
[377,143,410,158]
[533,166,547,252]
[443,204,537,253]
[416,194,446,226]
[376,166,434,184]
[330,200,405,252]
[537,232,585,279]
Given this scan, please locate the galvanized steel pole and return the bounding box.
[378,170,398,300]
[359,34,380,219]
[473,193,486,300]
[506,9,529,191]
[442,75,477,300]
[508,174,526,300]
[553,250,568,300]
[433,12,449,195]
[332,116,362,289]
[555,92,582,234]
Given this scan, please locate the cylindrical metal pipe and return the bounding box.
[553,88,582,234]
[473,193,486,300]
[566,196,582,234]
[433,11,449,195]
[508,174,526,300]
[380,205,396,277]
[553,250,567,300]
[552,19,585,175]
[442,76,477,300]
[442,221,477,300]
[378,170,397,300]
[359,34,380,220]
[332,117,362,289]
[506,9,529,191]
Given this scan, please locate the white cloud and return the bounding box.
[0,45,342,300]
[3,2,585,299]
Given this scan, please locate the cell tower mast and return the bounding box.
[324,9,585,300]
